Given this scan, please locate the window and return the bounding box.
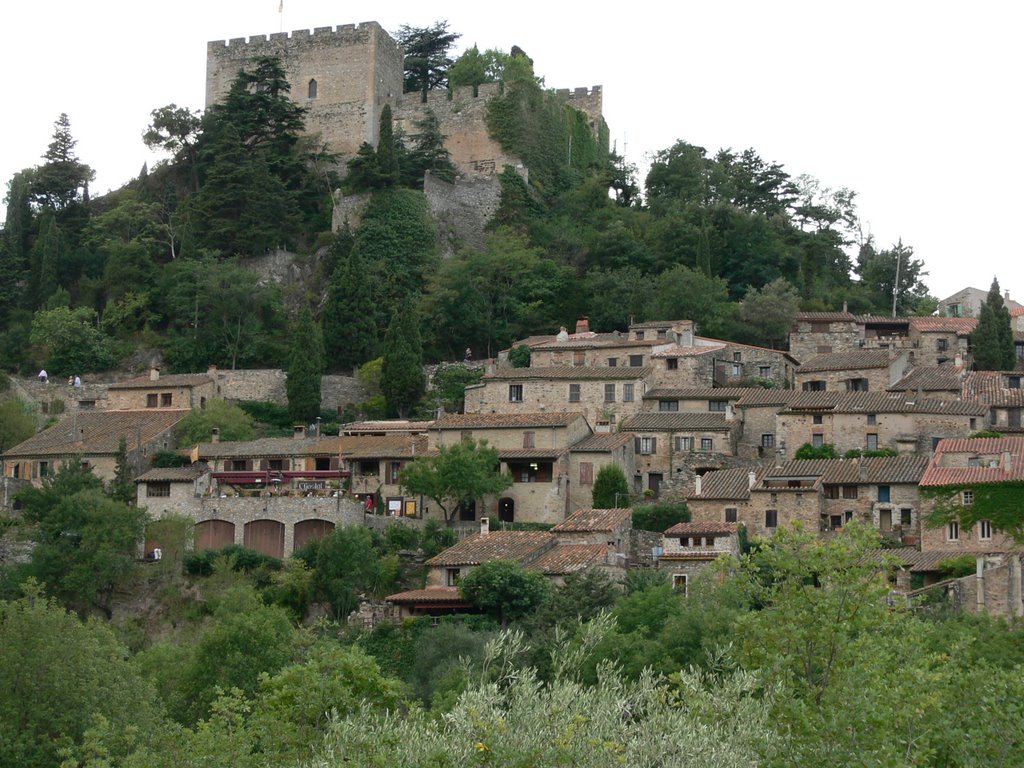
[765,509,778,528]
[811,322,830,333]
[604,383,616,402]
[636,436,657,454]
[308,78,318,98]
[568,383,580,402]
[979,519,993,540]
[672,573,688,594]
[509,461,553,483]
[949,304,961,318]
[161,393,173,407]
[866,433,879,451]
[962,490,974,505]
[146,393,158,408]
[657,329,667,339]
[812,434,824,448]
[623,383,634,402]
[725,507,738,523]
[812,414,823,425]
[845,510,854,523]
[759,366,771,377]
[825,485,840,499]
[1010,376,1021,389]
[970,418,977,430]
[268,459,284,471]
[947,521,960,541]
[629,354,644,367]
[901,508,913,526]
[635,331,645,340]
[579,462,594,485]
[803,380,827,391]
[146,482,171,498]
[231,459,249,471]
[38,461,50,478]
[732,363,743,376]
[733,351,742,362]
[846,378,869,392]
[937,338,948,351]
[446,568,461,586]
[674,436,692,451]
[666,358,679,370]
[842,485,858,499]
[700,438,713,451]
[867,414,877,425]
[607,357,617,367]
[508,384,523,402]
[761,433,775,448]
[523,431,535,449]
[878,485,891,503]
[709,400,727,412]
[659,400,679,412]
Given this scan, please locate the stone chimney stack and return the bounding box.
[480,517,490,537]
[748,470,757,489]
[556,326,569,342]
[843,300,848,313]
[575,317,590,334]
[1006,290,1011,301]
[149,366,160,381]
[694,475,702,496]
[211,427,220,444]
[293,424,306,440]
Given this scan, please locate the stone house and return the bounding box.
[732,389,799,460]
[887,365,966,401]
[917,436,1024,553]
[657,521,741,593]
[962,371,1024,432]
[463,366,654,431]
[789,311,912,363]
[619,412,739,498]
[908,316,976,367]
[106,368,216,411]
[775,391,986,456]
[650,339,797,389]
[939,286,1021,319]
[428,412,592,524]
[567,433,637,512]
[550,506,633,558]
[641,387,747,421]
[2,409,187,485]
[340,433,429,516]
[526,319,692,369]
[795,349,912,393]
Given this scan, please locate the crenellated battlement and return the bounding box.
[207,21,381,51]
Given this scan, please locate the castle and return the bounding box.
[206,21,604,182]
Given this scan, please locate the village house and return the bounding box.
[3,409,187,486]
[523,319,694,369]
[567,432,637,512]
[732,388,800,460]
[340,433,428,516]
[939,286,1022,319]
[794,349,912,393]
[887,365,966,401]
[106,368,216,411]
[428,411,592,524]
[907,316,975,367]
[962,371,1024,432]
[463,366,653,430]
[775,391,986,456]
[788,311,911,363]
[648,338,796,389]
[657,521,741,593]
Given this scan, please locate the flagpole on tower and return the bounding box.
[279,1,283,33]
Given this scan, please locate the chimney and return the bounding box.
[1006,290,1011,301]
[207,364,218,376]
[843,300,848,313]
[556,326,569,342]
[748,470,757,489]
[1003,451,1013,469]
[480,517,490,537]
[149,366,160,381]
[293,424,306,439]
[575,317,590,334]
[211,427,220,444]
[694,475,702,496]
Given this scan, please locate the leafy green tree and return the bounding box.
[143,103,203,192]
[508,344,532,368]
[855,238,932,316]
[178,398,255,445]
[448,44,508,92]
[739,277,800,348]
[404,109,456,186]
[632,501,690,532]
[381,307,425,417]
[323,244,379,370]
[400,438,512,525]
[344,141,382,192]
[286,307,324,423]
[29,213,67,307]
[972,278,1015,370]
[109,436,136,504]
[794,442,839,459]
[458,559,552,625]
[396,21,461,101]
[29,305,116,374]
[647,264,733,338]
[375,104,401,187]
[0,397,37,453]
[0,169,35,318]
[429,363,483,413]
[591,464,630,508]
[313,526,383,619]
[31,113,94,213]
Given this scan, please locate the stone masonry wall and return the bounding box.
[423,172,503,255]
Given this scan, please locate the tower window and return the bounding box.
[308,79,318,99]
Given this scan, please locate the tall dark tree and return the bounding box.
[395,21,461,102]
[286,307,324,424]
[381,307,425,417]
[323,246,379,371]
[0,170,35,318]
[404,109,456,186]
[376,104,401,187]
[109,436,136,505]
[143,104,203,193]
[31,113,94,213]
[972,278,1015,371]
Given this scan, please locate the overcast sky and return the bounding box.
[2,0,1020,301]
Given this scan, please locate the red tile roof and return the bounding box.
[651,344,724,359]
[4,409,187,458]
[384,587,468,604]
[342,420,433,434]
[691,468,763,500]
[962,371,1024,406]
[920,436,1024,487]
[433,412,585,429]
[530,543,610,575]
[909,317,977,335]
[769,456,930,484]
[552,507,631,533]
[644,388,749,400]
[108,373,212,389]
[889,366,966,393]
[665,521,740,536]
[795,311,857,322]
[135,466,207,483]
[570,433,634,452]
[783,392,985,416]
[484,366,653,380]
[621,412,731,431]
[798,349,893,372]
[425,531,555,567]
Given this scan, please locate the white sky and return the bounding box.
[1,0,1020,301]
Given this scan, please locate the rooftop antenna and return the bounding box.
[278,0,283,33]
[891,238,902,318]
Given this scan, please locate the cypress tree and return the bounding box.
[972,278,1015,371]
[376,104,401,187]
[381,307,425,417]
[323,247,379,372]
[286,307,324,423]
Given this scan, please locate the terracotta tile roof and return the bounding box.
[338,435,427,459]
[798,349,893,372]
[691,468,761,500]
[734,389,800,407]
[552,507,631,533]
[484,366,653,380]
[783,392,985,416]
[498,449,563,460]
[135,466,207,483]
[877,549,1012,572]
[195,436,343,459]
[432,412,585,429]
[795,311,857,322]
[384,587,468,604]
[621,412,731,431]
[768,456,930,484]
[570,432,634,452]
[4,409,187,458]
[651,343,724,359]
[644,388,749,400]
[855,315,910,326]
[889,366,965,393]
[530,543,610,574]
[665,521,740,536]
[909,317,977,335]
[108,373,213,389]
[425,531,555,567]
[631,320,693,329]
[341,420,433,434]
[535,337,658,350]
[920,436,1024,487]
[658,551,730,561]
[1011,307,1024,318]
[962,371,1024,406]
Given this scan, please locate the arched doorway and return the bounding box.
[244,519,285,559]
[195,519,235,550]
[294,519,334,551]
[498,498,515,523]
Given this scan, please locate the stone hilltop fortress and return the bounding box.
[206,21,604,243]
